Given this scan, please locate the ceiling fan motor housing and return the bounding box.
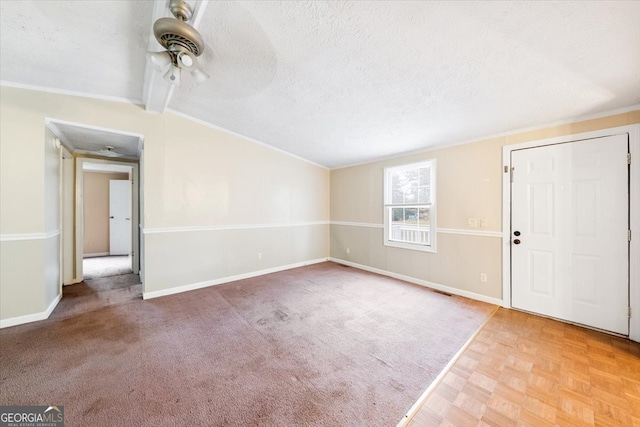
[150,0,209,83]
[154,18,204,58]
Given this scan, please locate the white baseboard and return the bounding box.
[83,252,109,258]
[0,293,62,329]
[143,258,329,300]
[329,257,503,306]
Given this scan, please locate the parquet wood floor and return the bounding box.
[402,308,640,427]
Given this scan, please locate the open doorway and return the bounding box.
[46,118,145,319]
[64,147,142,318]
[75,157,140,282]
[82,162,134,280]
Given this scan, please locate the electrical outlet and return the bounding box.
[480,273,487,282]
[480,219,488,228]
[467,218,478,228]
[346,248,350,254]
[257,253,263,260]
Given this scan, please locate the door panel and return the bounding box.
[529,250,553,296]
[109,180,131,256]
[511,134,629,335]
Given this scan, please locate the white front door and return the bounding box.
[109,180,132,256]
[511,134,629,335]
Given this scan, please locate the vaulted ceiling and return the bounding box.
[1,1,639,168]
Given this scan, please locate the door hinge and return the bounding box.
[629,307,632,319]
[628,153,632,165]
[629,230,632,242]
[504,165,509,173]
[510,167,515,183]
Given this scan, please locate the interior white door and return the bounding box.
[511,134,629,335]
[109,180,132,256]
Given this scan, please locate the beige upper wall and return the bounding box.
[330,136,504,230]
[44,128,59,233]
[0,86,330,234]
[0,94,46,233]
[0,89,157,234]
[83,171,129,255]
[332,110,640,231]
[149,113,329,228]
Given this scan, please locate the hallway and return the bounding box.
[50,255,141,319]
[83,255,132,280]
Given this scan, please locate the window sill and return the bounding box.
[384,240,436,253]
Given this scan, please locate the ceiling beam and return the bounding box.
[142,0,209,113]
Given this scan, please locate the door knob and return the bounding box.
[109,216,114,219]
[513,239,521,245]
[514,231,521,236]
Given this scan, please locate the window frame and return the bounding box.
[383,160,436,253]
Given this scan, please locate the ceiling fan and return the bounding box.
[147,0,209,85]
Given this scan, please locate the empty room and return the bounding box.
[1,1,639,426]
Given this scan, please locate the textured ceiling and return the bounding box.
[2,1,639,168]
[48,121,143,159]
[0,1,152,101]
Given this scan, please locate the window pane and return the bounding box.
[391,207,405,223]
[388,206,430,245]
[419,167,430,186]
[418,207,430,224]
[390,168,424,204]
[418,185,429,203]
[391,172,405,204]
[405,207,418,222]
[406,185,418,203]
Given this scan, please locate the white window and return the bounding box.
[383,160,436,252]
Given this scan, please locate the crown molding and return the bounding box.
[333,104,640,170]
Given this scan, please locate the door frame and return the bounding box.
[75,157,140,280]
[501,124,640,342]
[59,144,74,288]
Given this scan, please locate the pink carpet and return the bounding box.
[0,262,495,426]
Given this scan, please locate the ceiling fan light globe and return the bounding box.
[147,51,172,71]
[191,68,209,84]
[179,52,194,67]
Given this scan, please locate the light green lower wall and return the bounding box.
[330,225,502,299]
[143,224,329,294]
[1,239,46,319]
[44,234,60,307]
[1,234,60,322]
